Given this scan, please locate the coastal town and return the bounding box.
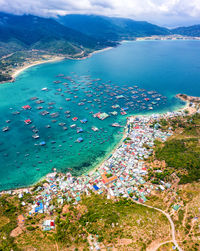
[1,5,200,250]
[1,95,199,249]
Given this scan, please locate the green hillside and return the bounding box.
[57,14,171,41]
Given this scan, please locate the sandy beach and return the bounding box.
[11,56,65,79]
[10,47,113,81]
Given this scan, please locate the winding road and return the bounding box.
[120,181,183,251]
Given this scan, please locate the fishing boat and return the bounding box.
[2,126,9,132]
[110,111,118,116]
[112,104,120,109]
[72,117,78,121]
[76,137,83,143]
[58,122,66,126]
[77,127,83,133]
[36,100,45,104]
[12,111,20,115]
[92,126,99,131]
[32,134,40,139]
[39,141,46,146]
[24,119,32,125]
[111,123,121,127]
[50,112,59,118]
[70,124,76,128]
[30,97,38,101]
[41,87,48,91]
[22,105,31,110]
[40,111,49,116]
[80,119,88,123]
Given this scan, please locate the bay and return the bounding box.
[0,40,200,191]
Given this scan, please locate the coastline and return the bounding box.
[0,40,199,193]
[74,46,114,60]
[3,47,114,84]
[11,56,65,80]
[4,36,200,83]
[1,93,194,194]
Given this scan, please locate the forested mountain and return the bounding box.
[172,25,200,37]
[0,12,109,57]
[57,14,171,41]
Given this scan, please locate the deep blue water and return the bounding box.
[0,40,200,191]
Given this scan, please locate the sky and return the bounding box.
[0,0,200,27]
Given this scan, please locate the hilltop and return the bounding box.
[172,25,200,37]
[57,14,171,42]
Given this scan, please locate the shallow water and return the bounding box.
[0,40,200,191]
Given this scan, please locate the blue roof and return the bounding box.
[35,202,44,212]
[93,185,100,191]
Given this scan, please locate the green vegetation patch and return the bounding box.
[152,113,200,184]
[0,196,21,251]
[54,194,170,248]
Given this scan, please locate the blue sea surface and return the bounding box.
[0,40,200,191]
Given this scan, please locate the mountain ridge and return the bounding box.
[57,14,171,42]
[172,24,200,37]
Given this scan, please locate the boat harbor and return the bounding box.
[0,72,183,191]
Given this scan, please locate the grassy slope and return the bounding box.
[148,113,200,184]
[145,112,200,250]
[0,194,171,250]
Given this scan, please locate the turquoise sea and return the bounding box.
[0,40,200,191]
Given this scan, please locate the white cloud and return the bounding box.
[0,0,200,26]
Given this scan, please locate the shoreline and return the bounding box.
[73,46,114,60]
[11,56,65,80]
[0,41,198,193]
[3,36,200,84]
[0,93,195,194]
[2,47,114,84]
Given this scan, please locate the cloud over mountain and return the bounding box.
[0,0,200,26]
